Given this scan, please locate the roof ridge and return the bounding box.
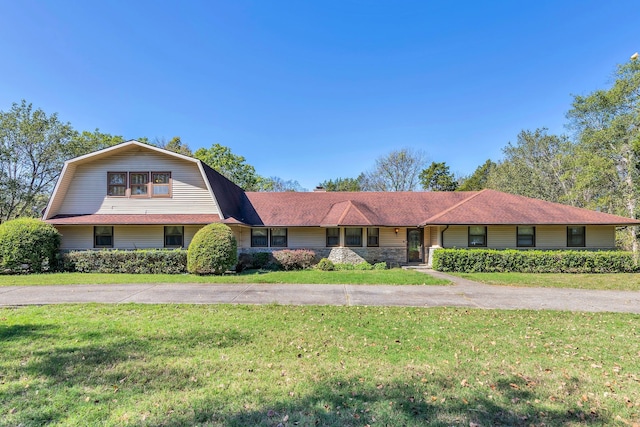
[420,190,486,225]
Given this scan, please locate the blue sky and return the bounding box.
[1,1,638,190]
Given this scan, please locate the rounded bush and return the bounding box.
[316,258,335,271]
[187,223,237,275]
[0,218,61,274]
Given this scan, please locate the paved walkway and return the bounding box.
[1,270,639,313]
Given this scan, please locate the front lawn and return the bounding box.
[0,268,448,287]
[454,272,640,291]
[1,305,638,426]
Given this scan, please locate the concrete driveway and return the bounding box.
[1,270,639,313]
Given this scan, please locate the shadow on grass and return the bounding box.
[139,374,605,427]
[2,328,250,426]
[5,326,608,427]
[0,323,53,341]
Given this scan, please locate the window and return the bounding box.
[107,172,127,196]
[345,227,363,247]
[106,171,172,198]
[270,228,287,247]
[326,228,340,247]
[164,226,184,248]
[367,228,379,247]
[130,172,149,196]
[152,172,171,196]
[251,228,268,247]
[94,226,113,248]
[517,226,535,247]
[468,226,487,247]
[567,226,585,247]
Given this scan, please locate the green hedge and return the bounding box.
[64,250,187,274]
[432,249,639,273]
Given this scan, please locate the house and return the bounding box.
[43,141,640,266]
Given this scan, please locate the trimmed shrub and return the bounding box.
[187,223,238,275]
[432,248,639,273]
[252,252,271,269]
[354,262,373,270]
[373,262,388,270]
[316,258,335,271]
[334,263,355,270]
[272,249,316,270]
[63,249,188,273]
[0,218,61,274]
[235,252,273,272]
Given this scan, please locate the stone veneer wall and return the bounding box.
[239,247,407,267]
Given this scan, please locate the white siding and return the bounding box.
[380,227,405,248]
[586,226,615,248]
[442,225,618,249]
[289,228,326,248]
[489,226,516,248]
[113,226,163,249]
[443,226,468,248]
[58,224,207,250]
[57,151,218,215]
[58,226,94,250]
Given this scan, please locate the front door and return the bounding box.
[407,228,423,263]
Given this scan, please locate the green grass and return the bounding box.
[1,304,639,426]
[453,272,640,291]
[0,269,448,286]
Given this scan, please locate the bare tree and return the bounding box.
[361,148,428,191]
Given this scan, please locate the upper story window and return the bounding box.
[517,226,535,247]
[152,172,171,196]
[107,172,171,198]
[567,226,586,247]
[107,172,127,196]
[130,172,150,196]
[468,226,487,247]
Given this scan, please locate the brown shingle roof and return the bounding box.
[46,214,221,225]
[246,191,473,226]
[421,189,640,225]
[244,190,640,227]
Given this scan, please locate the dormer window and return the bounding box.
[107,172,127,196]
[130,172,150,197]
[107,172,172,198]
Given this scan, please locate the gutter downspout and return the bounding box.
[440,225,449,248]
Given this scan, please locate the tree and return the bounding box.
[318,176,363,191]
[486,128,574,203]
[567,59,640,251]
[419,162,458,191]
[156,136,193,156]
[259,176,305,192]
[194,143,261,190]
[0,100,76,222]
[361,148,427,191]
[457,159,496,191]
[69,129,126,156]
